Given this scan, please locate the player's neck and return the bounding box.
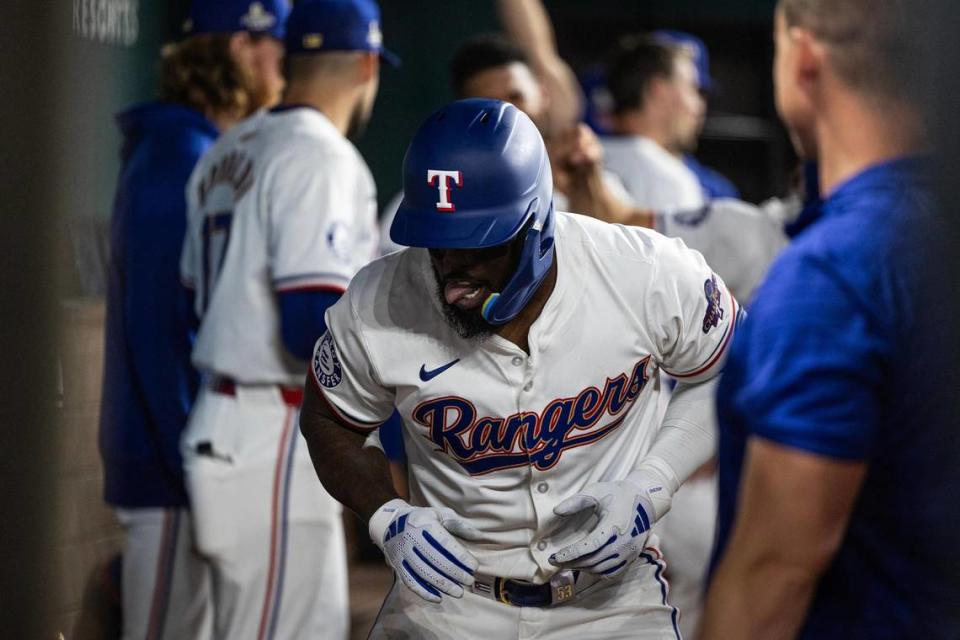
[281,83,356,136]
[610,112,672,152]
[492,256,559,354]
[815,92,924,196]
[206,107,244,134]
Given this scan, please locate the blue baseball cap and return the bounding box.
[184,0,290,40]
[654,30,713,92]
[284,0,400,66]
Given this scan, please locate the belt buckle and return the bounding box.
[549,570,576,605]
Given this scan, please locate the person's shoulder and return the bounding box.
[340,248,426,321]
[260,112,359,174]
[123,109,215,173]
[746,220,875,329]
[190,112,258,170]
[779,198,899,287]
[557,210,682,269]
[264,108,351,150]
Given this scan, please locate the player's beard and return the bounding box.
[431,267,492,341]
[346,99,372,142]
[435,283,492,341]
[247,77,280,113]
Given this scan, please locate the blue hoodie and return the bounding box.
[99,102,218,508]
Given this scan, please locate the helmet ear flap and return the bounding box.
[481,199,555,325]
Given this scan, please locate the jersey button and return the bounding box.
[536,482,548,493]
[511,356,524,366]
[536,540,548,551]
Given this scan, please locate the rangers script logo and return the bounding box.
[411,357,651,475]
[313,333,343,388]
[702,274,724,333]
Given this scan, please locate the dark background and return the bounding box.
[71,0,789,228]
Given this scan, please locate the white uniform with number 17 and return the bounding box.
[180,105,377,639]
[313,211,739,638]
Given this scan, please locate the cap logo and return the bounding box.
[241,2,277,31]
[427,170,463,212]
[302,33,324,49]
[367,21,383,48]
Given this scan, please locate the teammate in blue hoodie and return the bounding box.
[98,2,288,638]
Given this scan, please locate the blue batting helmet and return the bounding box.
[391,99,555,326]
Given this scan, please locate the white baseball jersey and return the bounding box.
[657,198,791,303]
[601,135,706,211]
[312,211,739,583]
[181,106,378,385]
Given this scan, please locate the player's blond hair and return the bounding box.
[779,0,927,99]
[159,34,259,119]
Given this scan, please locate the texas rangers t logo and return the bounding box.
[427,169,463,212]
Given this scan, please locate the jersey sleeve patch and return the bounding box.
[312,333,343,388]
[702,274,724,333]
[663,278,741,381]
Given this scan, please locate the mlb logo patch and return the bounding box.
[241,2,277,30]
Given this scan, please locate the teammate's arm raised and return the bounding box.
[496,0,582,136]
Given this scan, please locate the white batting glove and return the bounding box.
[548,480,657,579]
[369,499,482,603]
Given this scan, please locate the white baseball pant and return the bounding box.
[182,382,349,640]
[115,507,212,640]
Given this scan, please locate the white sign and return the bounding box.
[74,0,139,47]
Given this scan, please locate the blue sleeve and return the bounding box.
[379,410,407,462]
[730,255,889,459]
[684,155,740,200]
[122,135,208,437]
[278,290,342,360]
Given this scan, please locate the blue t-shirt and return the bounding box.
[715,156,960,638]
[99,102,218,508]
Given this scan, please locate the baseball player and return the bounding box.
[601,35,707,212]
[179,1,397,637]
[651,30,740,202]
[98,2,288,638]
[702,0,960,638]
[300,99,741,638]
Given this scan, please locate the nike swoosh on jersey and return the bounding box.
[419,359,461,382]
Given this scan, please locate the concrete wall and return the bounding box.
[56,300,123,637]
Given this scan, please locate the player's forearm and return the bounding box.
[701,439,866,638]
[563,166,653,227]
[496,0,558,68]
[699,553,819,640]
[496,0,582,133]
[299,406,399,523]
[565,169,631,224]
[628,379,717,519]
